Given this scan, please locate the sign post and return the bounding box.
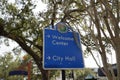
[43,22,84,69]
[62,70,66,80]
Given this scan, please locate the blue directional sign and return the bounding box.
[43,23,84,69]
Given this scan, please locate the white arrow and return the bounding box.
[47,35,50,38]
[46,56,51,60]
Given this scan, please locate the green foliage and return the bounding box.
[0,18,5,26]
[6,4,18,15]
[0,53,22,80]
[0,0,43,56]
[49,70,60,80]
[75,69,95,80]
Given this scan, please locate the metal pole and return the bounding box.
[72,70,74,80]
[62,70,66,80]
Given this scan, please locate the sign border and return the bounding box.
[43,28,85,70]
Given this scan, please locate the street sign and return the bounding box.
[43,23,84,69]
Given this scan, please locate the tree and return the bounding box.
[49,70,60,80]
[0,53,22,80]
[79,1,119,80]
[75,69,96,80]
[0,0,49,79]
[42,0,119,80]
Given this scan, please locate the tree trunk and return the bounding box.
[114,37,120,80]
[101,52,113,80]
[33,56,49,80]
[41,70,49,80]
[116,47,120,80]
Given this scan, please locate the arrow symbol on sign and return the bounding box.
[47,35,50,38]
[46,56,51,60]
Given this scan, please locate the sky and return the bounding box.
[8,0,47,13]
[0,37,17,54]
[0,37,25,59]
[0,0,116,68]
